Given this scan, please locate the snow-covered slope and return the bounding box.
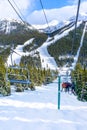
[7,38,34,65]
[33,12,87,33]
[0,11,87,34]
[7,21,82,73]
[0,80,87,130]
[1,14,87,130]
[33,19,74,33]
[2,11,87,72]
[0,19,32,34]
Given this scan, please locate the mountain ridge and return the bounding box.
[0,12,87,69]
[0,10,87,35]
[33,12,87,33]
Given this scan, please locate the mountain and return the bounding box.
[33,19,74,34]
[33,12,87,34]
[0,11,87,69]
[0,18,47,65]
[0,11,87,34]
[0,19,33,34]
[0,11,87,35]
[0,18,75,40]
[0,14,87,101]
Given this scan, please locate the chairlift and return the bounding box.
[6,46,31,86]
[6,66,31,85]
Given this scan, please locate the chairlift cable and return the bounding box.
[74,0,81,36]
[8,0,25,24]
[7,0,37,30]
[71,0,81,54]
[39,0,51,33]
[11,48,21,56]
[11,0,26,22]
[11,0,37,30]
[7,0,39,66]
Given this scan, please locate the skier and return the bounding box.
[71,81,75,95]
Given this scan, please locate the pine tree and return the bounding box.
[0,56,11,96]
[71,63,87,101]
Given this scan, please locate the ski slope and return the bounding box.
[0,81,87,130]
[4,21,87,130]
[7,21,82,70]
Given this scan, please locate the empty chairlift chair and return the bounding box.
[6,66,31,91]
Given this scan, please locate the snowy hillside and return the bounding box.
[1,14,87,130]
[0,19,32,34]
[1,11,87,72]
[33,19,72,33]
[1,11,87,35]
[33,12,87,33]
[0,80,87,130]
[7,21,82,72]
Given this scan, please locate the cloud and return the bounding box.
[0,0,87,25]
[67,0,86,5]
[27,1,87,25]
[0,0,35,20]
[67,0,78,5]
[27,5,77,24]
[80,1,87,12]
[0,0,16,19]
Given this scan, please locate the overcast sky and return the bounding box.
[0,0,87,25]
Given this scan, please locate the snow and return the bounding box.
[71,22,87,70]
[33,11,87,33]
[7,38,34,65]
[5,21,11,34]
[33,20,59,30]
[0,81,87,130]
[1,20,87,130]
[37,21,82,70]
[0,19,17,34]
[7,21,82,70]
